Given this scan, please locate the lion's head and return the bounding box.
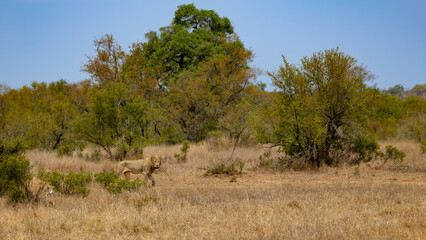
[151,156,162,170]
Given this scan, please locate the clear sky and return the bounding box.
[1,0,425,90]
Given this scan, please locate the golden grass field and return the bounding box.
[0,140,425,239]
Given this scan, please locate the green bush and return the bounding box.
[56,140,84,158]
[383,145,406,164]
[38,169,92,197]
[0,139,35,203]
[0,155,33,203]
[94,170,118,187]
[94,170,145,194]
[351,136,380,164]
[106,178,144,194]
[174,140,190,163]
[0,138,26,159]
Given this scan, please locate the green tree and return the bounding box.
[121,4,255,142]
[403,95,426,152]
[74,82,148,159]
[167,38,255,142]
[387,84,404,95]
[368,91,404,139]
[410,84,426,96]
[82,34,126,85]
[0,80,81,153]
[265,48,376,167]
[124,4,236,88]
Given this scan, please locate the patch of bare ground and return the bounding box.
[0,141,424,239]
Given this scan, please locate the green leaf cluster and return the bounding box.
[0,139,32,203]
[0,155,32,203]
[266,48,377,167]
[38,169,92,197]
[174,140,190,163]
[94,170,145,194]
[74,82,148,159]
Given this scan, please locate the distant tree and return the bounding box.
[172,3,233,33]
[124,4,236,88]
[368,90,404,139]
[403,95,426,152]
[387,84,404,95]
[265,48,377,167]
[0,84,10,95]
[410,84,426,96]
[82,34,126,85]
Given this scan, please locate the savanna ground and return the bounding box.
[0,141,425,240]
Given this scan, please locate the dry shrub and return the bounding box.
[204,135,234,151]
[205,158,244,176]
[378,140,425,171]
[204,134,259,152]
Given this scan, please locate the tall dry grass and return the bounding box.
[0,141,424,239]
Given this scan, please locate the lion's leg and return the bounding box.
[124,171,130,180]
[143,174,155,186]
[143,174,149,184]
[148,174,155,187]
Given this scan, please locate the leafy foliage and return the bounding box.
[0,155,33,203]
[94,170,145,194]
[0,139,37,203]
[94,170,119,187]
[382,145,406,164]
[387,84,404,95]
[132,4,235,84]
[167,38,255,141]
[174,140,190,163]
[264,48,376,167]
[0,138,26,157]
[74,82,148,159]
[410,84,426,96]
[106,178,144,194]
[38,169,92,197]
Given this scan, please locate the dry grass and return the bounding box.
[1,141,425,239]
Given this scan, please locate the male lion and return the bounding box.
[117,156,162,186]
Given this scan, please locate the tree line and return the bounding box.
[0,4,425,167]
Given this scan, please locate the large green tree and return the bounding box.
[167,36,255,142]
[123,3,236,88]
[266,48,376,167]
[74,82,148,159]
[120,4,255,142]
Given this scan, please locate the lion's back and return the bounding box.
[120,158,149,171]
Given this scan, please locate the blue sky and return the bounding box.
[1,0,425,90]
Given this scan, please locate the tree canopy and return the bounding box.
[264,48,377,167]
